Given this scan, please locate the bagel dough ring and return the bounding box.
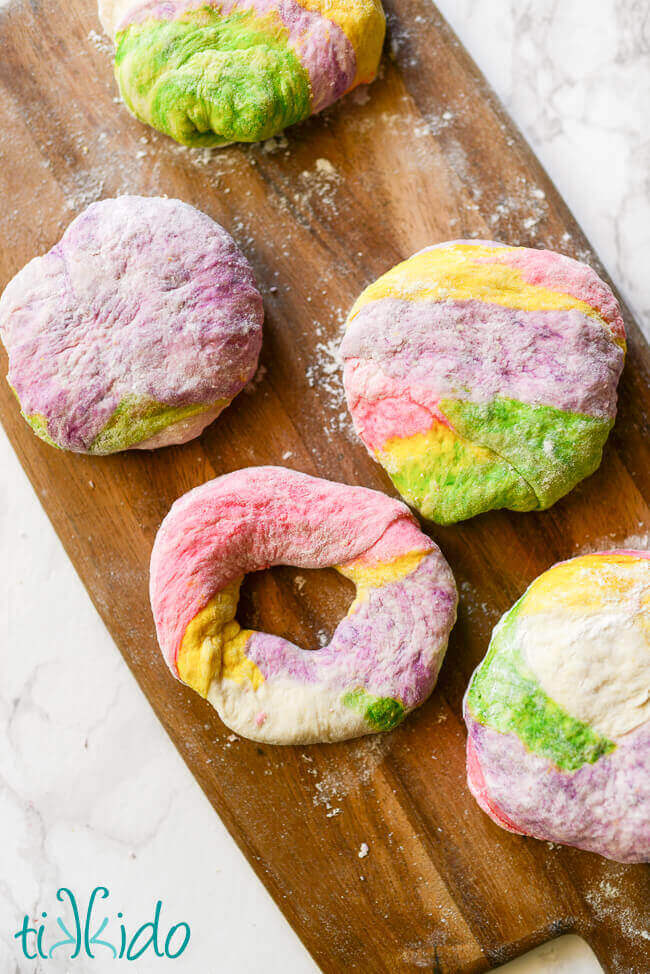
[99,0,386,146]
[464,550,650,863]
[150,466,458,744]
[0,196,263,454]
[341,240,626,525]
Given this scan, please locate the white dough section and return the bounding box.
[98,0,135,38]
[208,677,370,745]
[520,577,649,740]
[494,935,603,974]
[133,402,226,451]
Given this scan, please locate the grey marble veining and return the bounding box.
[436,0,650,339]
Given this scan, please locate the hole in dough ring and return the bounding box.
[150,466,458,744]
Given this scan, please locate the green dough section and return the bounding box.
[342,688,406,732]
[440,398,612,510]
[115,8,313,146]
[89,395,217,454]
[9,381,61,450]
[24,412,61,450]
[466,598,615,772]
[385,424,537,526]
[385,397,612,524]
[20,394,216,453]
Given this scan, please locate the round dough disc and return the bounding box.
[341,240,626,524]
[0,196,264,454]
[464,550,650,863]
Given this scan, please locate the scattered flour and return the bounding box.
[87,28,113,56]
[583,870,650,952]
[2,27,648,963]
[262,135,288,154]
[311,733,393,814]
[574,529,649,555]
[305,334,356,441]
[293,156,341,214]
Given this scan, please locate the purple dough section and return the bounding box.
[0,196,263,451]
[466,715,650,863]
[245,551,457,706]
[341,298,623,419]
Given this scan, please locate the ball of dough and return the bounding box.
[464,550,650,862]
[99,0,386,146]
[341,240,626,524]
[0,196,263,454]
[150,466,457,744]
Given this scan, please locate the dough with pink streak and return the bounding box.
[150,466,421,671]
[149,467,458,744]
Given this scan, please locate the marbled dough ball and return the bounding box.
[99,0,386,146]
[464,550,650,863]
[341,240,626,525]
[0,196,263,454]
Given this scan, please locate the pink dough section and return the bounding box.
[492,246,626,342]
[418,240,626,342]
[343,358,449,451]
[150,466,418,671]
[466,734,524,835]
[350,517,433,567]
[597,548,650,559]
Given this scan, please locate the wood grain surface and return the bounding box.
[1,1,648,971]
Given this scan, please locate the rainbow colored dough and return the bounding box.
[464,550,650,863]
[341,240,626,525]
[150,466,458,743]
[0,196,263,454]
[99,0,386,146]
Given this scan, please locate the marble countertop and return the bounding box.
[1,1,647,971]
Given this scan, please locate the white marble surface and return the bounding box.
[1,0,648,971]
[436,0,650,341]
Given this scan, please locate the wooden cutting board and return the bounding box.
[1,1,648,971]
